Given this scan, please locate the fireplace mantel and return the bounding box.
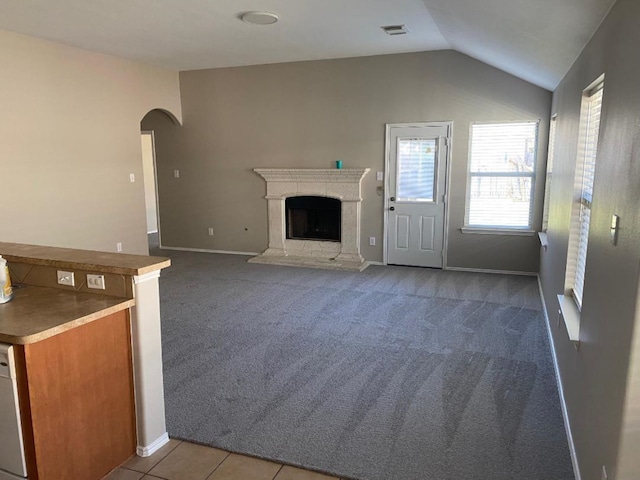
[249,168,370,271]
[254,168,370,184]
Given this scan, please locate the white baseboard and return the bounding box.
[137,432,170,457]
[537,275,581,480]
[159,245,260,256]
[445,266,537,276]
[366,261,385,266]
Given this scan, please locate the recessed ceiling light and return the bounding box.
[240,11,280,25]
[381,25,409,36]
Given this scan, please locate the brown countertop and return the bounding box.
[0,242,170,276]
[0,285,135,344]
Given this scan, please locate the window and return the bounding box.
[396,138,437,202]
[464,121,539,231]
[541,116,557,231]
[565,80,604,310]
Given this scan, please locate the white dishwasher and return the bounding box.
[0,343,28,480]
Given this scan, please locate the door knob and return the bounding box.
[390,197,395,202]
[390,206,395,211]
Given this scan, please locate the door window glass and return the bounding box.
[396,138,437,202]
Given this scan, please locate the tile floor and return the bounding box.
[104,439,342,480]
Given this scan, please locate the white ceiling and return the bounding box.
[0,0,617,90]
[422,0,617,90]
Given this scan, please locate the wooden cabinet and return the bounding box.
[14,310,136,480]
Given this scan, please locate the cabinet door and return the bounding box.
[18,310,136,480]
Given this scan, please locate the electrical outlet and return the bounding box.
[369,237,376,246]
[601,465,608,480]
[208,227,214,236]
[376,171,384,181]
[116,242,123,252]
[174,169,180,178]
[87,274,106,290]
[129,173,135,183]
[57,271,75,287]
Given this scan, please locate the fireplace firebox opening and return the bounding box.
[286,196,341,242]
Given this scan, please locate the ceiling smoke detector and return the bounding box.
[381,25,409,36]
[240,11,280,25]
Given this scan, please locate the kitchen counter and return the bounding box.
[0,241,172,476]
[0,242,171,474]
[0,242,170,276]
[0,242,168,345]
[0,285,134,344]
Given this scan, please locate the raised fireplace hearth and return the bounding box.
[249,168,370,271]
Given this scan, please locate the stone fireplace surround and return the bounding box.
[249,168,370,271]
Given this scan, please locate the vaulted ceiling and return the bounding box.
[0,0,617,90]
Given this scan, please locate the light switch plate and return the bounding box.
[87,274,106,290]
[376,171,384,181]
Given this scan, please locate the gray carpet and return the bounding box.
[152,246,573,480]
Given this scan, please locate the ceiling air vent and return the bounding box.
[381,25,409,36]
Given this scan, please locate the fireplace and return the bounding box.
[286,196,341,242]
[249,168,370,271]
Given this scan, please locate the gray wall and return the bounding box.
[146,50,551,271]
[539,0,640,478]
[0,29,182,255]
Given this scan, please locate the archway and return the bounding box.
[140,108,181,251]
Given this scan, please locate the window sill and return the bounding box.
[460,227,536,236]
[538,232,548,249]
[557,294,581,347]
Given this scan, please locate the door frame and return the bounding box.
[383,121,454,268]
[141,130,162,247]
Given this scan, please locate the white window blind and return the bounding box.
[568,83,603,309]
[542,116,557,231]
[465,122,538,229]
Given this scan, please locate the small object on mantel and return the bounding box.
[336,160,343,169]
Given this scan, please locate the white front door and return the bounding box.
[386,123,450,268]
